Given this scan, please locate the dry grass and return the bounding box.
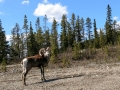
[1,61,120,90]
[1,45,120,89]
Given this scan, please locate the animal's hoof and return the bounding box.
[41,78,46,82]
[23,83,27,86]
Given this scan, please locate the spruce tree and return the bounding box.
[27,22,38,56]
[86,17,92,40]
[23,15,29,56]
[72,41,81,60]
[76,16,82,43]
[35,17,44,48]
[0,19,9,63]
[70,13,76,44]
[43,15,48,32]
[112,20,117,44]
[80,18,85,42]
[19,32,24,58]
[60,14,68,51]
[80,18,85,49]
[86,17,92,48]
[10,23,21,59]
[35,17,40,41]
[50,18,59,63]
[35,17,40,32]
[35,27,44,48]
[105,4,113,44]
[72,40,78,59]
[43,15,50,47]
[93,19,99,48]
[67,22,73,47]
[99,29,105,47]
[44,29,50,47]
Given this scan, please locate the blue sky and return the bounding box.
[0,0,120,41]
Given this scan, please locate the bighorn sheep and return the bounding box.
[21,47,50,85]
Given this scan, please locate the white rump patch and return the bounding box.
[22,58,28,73]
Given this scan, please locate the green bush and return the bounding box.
[0,58,7,72]
[50,55,56,64]
[62,55,70,67]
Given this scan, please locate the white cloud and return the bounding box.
[113,16,120,26]
[33,2,68,22]
[21,0,29,5]
[6,35,11,41]
[113,16,118,21]
[0,0,4,2]
[43,0,49,3]
[117,20,120,26]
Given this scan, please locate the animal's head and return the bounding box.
[39,47,50,57]
[39,47,50,66]
[44,47,50,57]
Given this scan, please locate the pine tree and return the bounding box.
[23,15,29,56]
[43,15,50,47]
[80,18,85,49]
[112,20,117,44]
[99,29,105,47]
[60,15,68,51]
[72,40,78,59]
[44,29,50,47]
[35,17,40,41]
[10,23,21,59]
[50,18,59,63]
[86,17,92,40]
[80,18,85,42]
[70,13,76,43]
[76,16,82,43]
[86,17,92,48]
[27,22,38,56]
[19,32,24,58]
[67,22,73,47]
[0,19,9,63]
[35,28,44,48]
[93,19,99,48]
[35,17,44,48]
[43,15,48,32]
[105,4,113,44]
[72,41,81,60]
[35,17,40,32]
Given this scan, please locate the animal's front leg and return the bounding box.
[40,65,46,82]
[42,65,46,81]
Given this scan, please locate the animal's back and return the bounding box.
[27,55,47,67]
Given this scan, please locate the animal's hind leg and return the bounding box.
[22,69,29,85]
[22,72,26,85]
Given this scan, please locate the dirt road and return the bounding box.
[1,62,120,90]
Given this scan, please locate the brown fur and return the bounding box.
[21,55,47,85]
[21,47,50,85]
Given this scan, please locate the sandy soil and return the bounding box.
[1,62,120,90]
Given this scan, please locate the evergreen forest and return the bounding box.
[0,4,120,66]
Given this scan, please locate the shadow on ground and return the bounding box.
[30,73,84,85]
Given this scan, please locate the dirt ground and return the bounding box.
[1,61,120,90]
